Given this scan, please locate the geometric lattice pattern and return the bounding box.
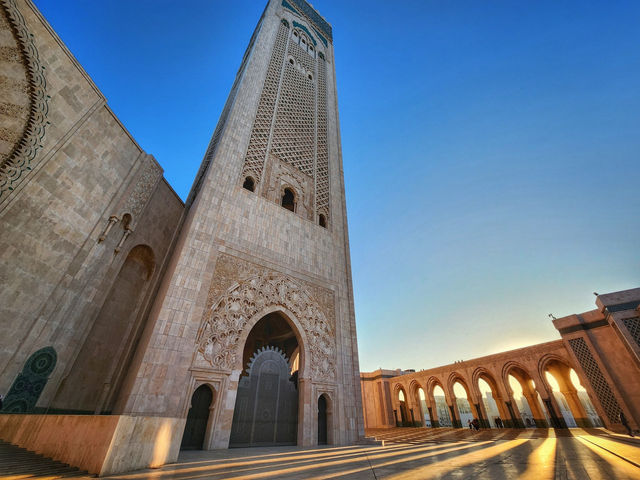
[622,317,640,349]
[242,22,289,183]
[242,19,330,221]
[271,38,316,177]
[568,337,621,422]
[316,57,329,216]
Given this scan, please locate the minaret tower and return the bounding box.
[117,0,364,451]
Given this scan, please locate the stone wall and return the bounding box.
[0,413,184,475]
[554,288,640,433]
[117,0,364,449]
[0,0,184,415]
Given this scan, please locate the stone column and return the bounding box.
[560,390,590,427]
[505,400,524,428]
[475,402,489,428]
[522,391,547,427]
[298,378,313,446]
[450,402,461,428]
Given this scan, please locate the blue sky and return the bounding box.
[34,0,639,371]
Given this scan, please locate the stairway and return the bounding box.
[0,440,90,478]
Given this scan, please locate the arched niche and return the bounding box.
[52,244,156,413]
[181,384,216,450]
[318,393,333,445]
[1,347,57,413]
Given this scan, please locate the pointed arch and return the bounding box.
[196,273,336,382]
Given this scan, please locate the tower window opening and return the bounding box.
[281,188,295,212]
[242,176,255,192]
[289,58,294,65]
[319,214,327,228]
[308,73,313,80]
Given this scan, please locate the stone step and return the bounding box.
[0,440,91,478]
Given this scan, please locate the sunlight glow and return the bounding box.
[519,437,557,480]
[150,420,174,468]
[545,372,561,392]
[386,439,528,479]
[453,382,467,398]
[569,369,586,391]
[509,375,524,397]
[478,378,493,395]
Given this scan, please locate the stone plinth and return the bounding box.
[0,414,184,475]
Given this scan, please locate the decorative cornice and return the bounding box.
[282,0,332,42]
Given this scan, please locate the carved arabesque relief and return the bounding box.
[197,254,336,382]
[265,156,313,219]
[122,155,163,220]
[0,0,50,204]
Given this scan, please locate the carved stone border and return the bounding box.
[196,253,337,383]
[0,0,50,203]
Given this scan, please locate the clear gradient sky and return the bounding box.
[34,0,639,372]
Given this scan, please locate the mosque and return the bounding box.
[0,0,638,476]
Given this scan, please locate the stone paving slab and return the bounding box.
[95,428,640,480]
[4,428,639,479]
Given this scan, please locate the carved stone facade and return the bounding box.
[114,0,363,458]
[196,260,336,382]
[0,0,50,205]
[0,0,362,475]
[241,5,331,226]
[0,0,184,474]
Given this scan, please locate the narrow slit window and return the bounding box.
[281,188,295,212]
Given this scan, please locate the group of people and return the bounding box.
[467,418,480,430]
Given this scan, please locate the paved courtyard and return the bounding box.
[2,427,639,479]
[99,428,639,480]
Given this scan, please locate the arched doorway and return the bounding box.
[1,346,57,413]
[181,384,214,450]
[506,366,549,428]
[229,312,300,447]
[543,360,601,428]
[433,384,452,427]
[478,377,501,428]
[453,381,474,429]
[318,394,328,445]
[395,388,410,426]
[416,387,431,427]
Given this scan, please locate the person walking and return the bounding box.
[620,411,634,437]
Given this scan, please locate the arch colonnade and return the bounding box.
[361,288,640,434]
